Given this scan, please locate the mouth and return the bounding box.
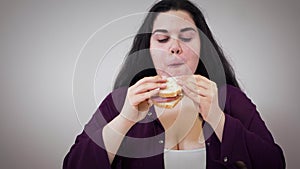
[168,63,185,67]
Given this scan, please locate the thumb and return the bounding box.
[138,100,150,112]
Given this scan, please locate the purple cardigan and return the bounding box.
[63,85,285,169]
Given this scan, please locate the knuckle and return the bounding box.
[192,92,198,98]
[210,82,216,88]
[141,92,148,99]
[143,83,149,89]
[128,87,134,93]
[157,82,163,87]
[141,77,150,83]
[141,77,147,81]
[147,92,153,98]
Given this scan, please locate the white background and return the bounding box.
[0,0,299,168]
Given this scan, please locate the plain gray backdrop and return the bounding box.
[0,0,299,169]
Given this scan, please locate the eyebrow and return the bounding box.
[180,27,196,33]
[152,27,196,34]
[152,29,168,34]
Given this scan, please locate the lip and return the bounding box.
[168,63,185,67]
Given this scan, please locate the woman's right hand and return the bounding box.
[120,75,167,123]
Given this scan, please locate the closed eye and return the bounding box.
[180,37,192,42]
[157,37,170,43]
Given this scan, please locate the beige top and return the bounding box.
[164,148,206,169]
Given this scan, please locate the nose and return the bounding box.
[170,39,182,55]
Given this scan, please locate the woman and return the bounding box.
[63,0,285,169]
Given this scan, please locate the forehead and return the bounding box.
[152,10,197,31]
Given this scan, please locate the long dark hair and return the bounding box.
[113,0,240,89]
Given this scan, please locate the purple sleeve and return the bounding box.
[63,130,112,169]
[219,85,285,169]
[63,92,122,169]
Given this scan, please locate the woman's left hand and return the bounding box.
[177,75,225,132]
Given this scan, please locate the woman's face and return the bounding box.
[150,10,200,77]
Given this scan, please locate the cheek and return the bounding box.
[188,55,199,72]
[182,44,200,72]
[150,47,166,68]
[150,40,167,64]
[150,49,168,76]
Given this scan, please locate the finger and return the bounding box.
[181,84,202,104]
[134,75,167,87]
[131,88,160,106]
[176,75,209,89]
[134,82,167,94]
[180,82,208,97]
[148,98,153,107]
[191,75,210,89]
[194,75,211,84]
[177,77,208,97]
[193,75,215,90]
[140,88,161,100]
[182,79,209,90]
[138,100,150,112]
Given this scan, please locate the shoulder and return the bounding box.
[96,87,128,122]
[219,84,258,126]
[219,84,253,107]
[219,84,245,97]
[225,84,255,109]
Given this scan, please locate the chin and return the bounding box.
[156,67,194,77]
[169,70,194,77]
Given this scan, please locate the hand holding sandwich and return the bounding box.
[120,75,167,123]
[177,75,225,141]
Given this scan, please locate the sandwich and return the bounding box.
[151,77,183,109]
